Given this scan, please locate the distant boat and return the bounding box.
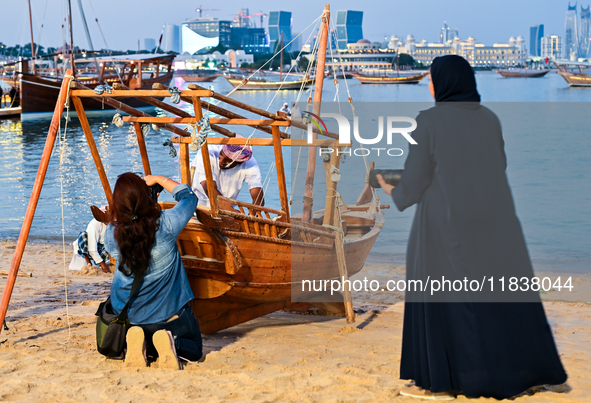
[496,68,549,78]
[351,71,428,84]
[553,61,591,86]
[224,74,316,90]
[174,68,218,82]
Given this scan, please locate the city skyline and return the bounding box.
[0,0,576,52]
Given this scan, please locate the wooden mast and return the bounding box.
[280,31,284,82]
[27,0,36,75]
[67,0,76,77]
[301,4,330,223]
[0,71,74,335]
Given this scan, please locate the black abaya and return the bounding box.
[391,56,567,399]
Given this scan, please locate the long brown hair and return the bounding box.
[110,172,161,277]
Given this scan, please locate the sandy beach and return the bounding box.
[0,239,589,402]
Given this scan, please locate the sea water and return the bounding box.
[0,72,589,273]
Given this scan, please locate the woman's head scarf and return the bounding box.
[430,55,481,103]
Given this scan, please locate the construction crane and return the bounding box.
[253,12,267,29]
[229,9,252,28]
[195,5,219,18]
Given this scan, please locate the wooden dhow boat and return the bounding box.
[224,74,316,91]
[351,70,428,84]
[553,60,591,86]
[19,54,174,119]
[496,68,549,78]
[174,69,218,83]
[0,4,386,335]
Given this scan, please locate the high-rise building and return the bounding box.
[565,3,579,59]
[163,24,180,53]
[181,18,232,55]
[449,28,459,41]
[580,5,591,58]
[541,35,562,59]
[440,22,450,43]
[530,24,544,56]
[268,11,292,52]
[142,38,156,52]
[336,10,363,50]
[230,27,268,53]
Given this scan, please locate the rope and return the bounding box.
[163,139,177,158]
[168,87,182,104]
[87,0,111,52]
[57,75,75,345]
[93,84,112,95]
[225,14,324,97]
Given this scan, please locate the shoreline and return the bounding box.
[0,240,589,401]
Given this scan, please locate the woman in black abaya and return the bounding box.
[376,55,567,400]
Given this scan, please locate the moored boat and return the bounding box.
[351,71,428,84]
[553,61,591,86]
[19,54,174,119]
[496,68,549,78]
[174,68,218,82]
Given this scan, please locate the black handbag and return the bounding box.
[95,271,143,358]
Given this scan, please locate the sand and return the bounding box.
[0,239,589,402]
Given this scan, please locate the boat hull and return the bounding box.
[557,71,591,86]
[166,203,384,334]
[497,70,549,78]
[351,72,428,84]
[225,76,315,90]
[20,72,173,118]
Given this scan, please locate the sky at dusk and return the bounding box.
[0,0,577,51]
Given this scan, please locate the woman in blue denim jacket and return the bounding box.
[104,172,202,369]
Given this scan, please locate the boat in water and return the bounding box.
[0,4,385,335]
[351,70,428,84]
[224,73,316,91]
[496,68,549,78]
[18,54,174,119]
[174,68,218,83]
[553,61,591,86]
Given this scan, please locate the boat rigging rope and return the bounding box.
[328,17,376,199]
[224,14,323,97]
[57,76,75,345]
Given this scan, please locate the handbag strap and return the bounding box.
[116,269,144,322]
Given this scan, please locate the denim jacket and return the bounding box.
[105,184,197,324]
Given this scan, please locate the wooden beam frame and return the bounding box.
[171,137,351,147]
[122,117,290,126]
[0,70,75,335]
[69,89,213,97]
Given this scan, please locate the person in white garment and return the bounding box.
[190,135,264,209]
[70,206,111,273]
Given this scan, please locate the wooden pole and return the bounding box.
[301,4,330,223]
[333,204,355,324]
[322,143,340,226]
[72,96,113,207]
[133,123,152,175]
[27,0,36,75]
[280,31,284,82]
[271,126,289,219]
[67,0,75,77]
[192,96,218,216]
[0,71,74,335]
